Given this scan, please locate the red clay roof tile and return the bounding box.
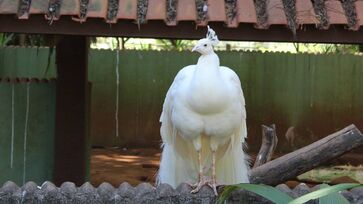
[355,1,363,26]
[207,0,227,22]
[325,0,348,25]
[146,0,166,20]
[118,0,137,20]
[267,0,288,25]
[296,0,318,25]
[237,0,257,24]
[0,0,361,30]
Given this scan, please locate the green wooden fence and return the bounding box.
[0,79,56,185]
[1,47,362,153]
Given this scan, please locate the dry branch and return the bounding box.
[250,124,363,185]
[253,124,278,168]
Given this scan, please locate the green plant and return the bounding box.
[156,39,193,51]
[0,33,14,46]
[217,183,363,204]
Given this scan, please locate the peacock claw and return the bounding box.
[190,178,218,196]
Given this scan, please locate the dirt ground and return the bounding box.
[91,148,161,187]
[90,148,363,188]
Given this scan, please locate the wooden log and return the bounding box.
[250,124,363,185]
[253,124,278,168]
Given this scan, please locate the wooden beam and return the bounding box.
[250,124,363,186]
[1,15,363,43]
[53,36,89,186]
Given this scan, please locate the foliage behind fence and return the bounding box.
[0,47,363,152]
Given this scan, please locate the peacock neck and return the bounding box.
[191,52,222,88]
[188,51,230,114]
[196,52,220,69]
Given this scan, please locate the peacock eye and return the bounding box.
[204,44,207,47]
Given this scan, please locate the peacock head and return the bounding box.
[192,26,219,55]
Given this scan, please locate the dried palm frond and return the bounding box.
[18,0,32,18]
[254,0,268,28]
[312,0,329,29]
[282,0,297,35]
[166,0,178,23]
[196,0,208,23]
[225,0,237,23]
[46,0,62,25]
[341,0,357,29]
[137,0,148,25]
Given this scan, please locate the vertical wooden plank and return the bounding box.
[0,81,12,183]
[88,49,118,147]
[0,47,56,78]
[26,81,56,184]
[351,55,363,130]
[2,47,17,77]
[11,81,27,185]
[119,50,139,146]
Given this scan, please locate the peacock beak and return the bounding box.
[192,45,199,52]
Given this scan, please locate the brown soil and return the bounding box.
[91,148,160,187]
[91,148,362,188]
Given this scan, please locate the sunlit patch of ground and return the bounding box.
[91,148,160,187]
[298,165,363,184]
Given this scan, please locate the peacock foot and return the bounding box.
[190,177,218,196]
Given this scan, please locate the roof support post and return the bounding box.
[53,35,90,186]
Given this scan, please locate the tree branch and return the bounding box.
[250,124,363,185]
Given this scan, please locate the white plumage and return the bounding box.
[158,26,249,194]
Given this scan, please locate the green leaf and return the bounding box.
[318,184,349,204]
[289,183,362,204]
[217,183,294,204]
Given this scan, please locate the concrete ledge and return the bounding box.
[1,181,362,203]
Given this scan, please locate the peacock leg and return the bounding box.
[209,150,218,195]
[191,150,218,195]
[191,150,204,193]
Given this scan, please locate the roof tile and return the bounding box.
[237,0,258,24]
[355,1,363,26]
[267,0,288,25]
[176,0,196,21]
[296,0,318,25]
[0,0,361,30]
[325,0,348,25]
[207,0,227,22]
[146,0,165,20]
[29,0,48,14]
[118,0,137,20]
[60,0,79,15]
[0,0,18,14]
[87,0,107,18]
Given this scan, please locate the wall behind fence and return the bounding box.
[1,47,363,153]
